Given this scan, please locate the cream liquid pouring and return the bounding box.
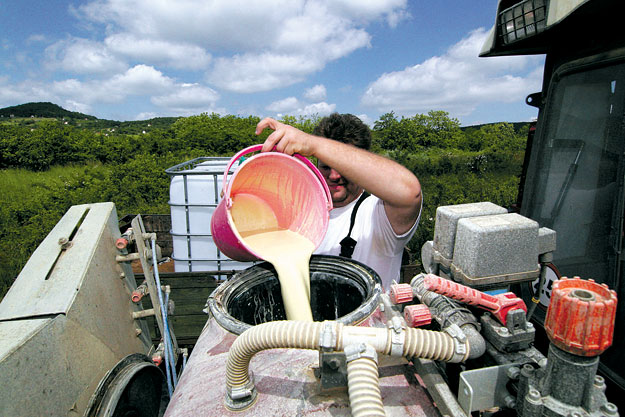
[232,193,315,321]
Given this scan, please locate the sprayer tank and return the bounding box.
[164,256,440,416]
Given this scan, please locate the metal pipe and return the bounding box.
[132,308,155,319]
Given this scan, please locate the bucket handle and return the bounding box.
[222,144,333,211]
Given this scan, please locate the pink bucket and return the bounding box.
[210,145,333,262]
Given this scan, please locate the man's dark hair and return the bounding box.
[312,113,371,150]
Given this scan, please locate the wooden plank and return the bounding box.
[141,288,213,316]
[134,271,218,347]
[144,314,208,347]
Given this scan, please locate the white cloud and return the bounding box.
[361,28,544,117]
[209,52,324,93]
[63,100,92,115]
[50,65,175,105]
[73,0,404,92]
[152,84,220,109]
[0,64,223,119]
[26,34,47,44]
[356,113,373,127]
[304,84,326,101]
[266,97,335,117]
[0,78,57,109]
[45,38,127,74]
[328,0,409,27]
[135,112,158,120]
[267,97,301,113]
[105,34,211,70]
[300,101,335,116]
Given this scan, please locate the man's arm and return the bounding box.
[256,117,422,235]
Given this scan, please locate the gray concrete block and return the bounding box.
[433,202,508,260]
[452,213,539,283]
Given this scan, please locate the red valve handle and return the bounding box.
[423,274,526,326]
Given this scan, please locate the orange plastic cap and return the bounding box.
[389,283,413,304]
[545,276,617,357]
[404,304,432,328]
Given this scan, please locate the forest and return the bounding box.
[0,103,529,299]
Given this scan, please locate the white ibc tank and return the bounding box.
[167,157,253,276]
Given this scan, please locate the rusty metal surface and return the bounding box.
[165,316,441,417]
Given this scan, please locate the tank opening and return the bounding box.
[211,255,381,332]
[228,272,365,325]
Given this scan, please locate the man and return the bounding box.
[256,113,422,289]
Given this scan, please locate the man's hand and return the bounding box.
[256,117,317,156]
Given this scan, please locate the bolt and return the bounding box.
[498,327,509,335]
[568,412,583,417]
[135,328,142,337]
[594,375,606,389]
[58,237,72,250]
[504,395,516,409]
[506,366,520,380]
[328,358,341,370]
[600,402,618,416]
[521,364,535,377]
[527,388,541,402]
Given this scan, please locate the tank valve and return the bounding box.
[389,283,413,304]
[404,304,432,328]
[545,276,617,356]
[131,281,149,303]
[152,342,165,366]
[116,227,135,250]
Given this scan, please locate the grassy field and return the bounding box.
[0,164,114,298]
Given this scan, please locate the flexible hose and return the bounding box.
[164,289,178,387]
[347,355,385,417]
[402,327,456,360]
[225,320,468,409]
[151,238,177,395]
[411,273,486,359]
[226,320,322,388]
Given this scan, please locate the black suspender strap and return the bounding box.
[339,192,370,258]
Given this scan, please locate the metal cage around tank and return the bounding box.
[165,157,254,278]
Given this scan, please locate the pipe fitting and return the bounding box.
[319,321,340,351]
[225,320,472,412]
[443,323,470,363]
[388,316,406,357]
[225,378,258,411]
[345,343,378,363]
[131,281,149,303]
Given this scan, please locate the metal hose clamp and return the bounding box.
[389,316,406,357]
[319,321,338,351]
[225,376,257,410]
[444,323,469,362]
[345,343,378,363]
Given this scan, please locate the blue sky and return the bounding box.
[0,1,544,126]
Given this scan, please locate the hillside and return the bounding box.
[0,102,181,133]
[0,102,96,120]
